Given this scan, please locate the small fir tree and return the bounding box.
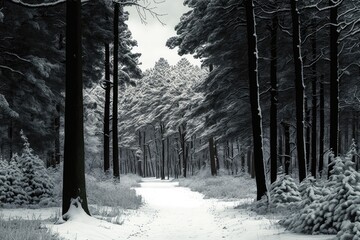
[13,130,55,204]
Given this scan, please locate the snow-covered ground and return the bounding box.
[0,178,335,240]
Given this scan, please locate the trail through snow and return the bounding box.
[1,178,335,240]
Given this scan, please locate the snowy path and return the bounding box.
[126,179,334,240]
[129,179,232,240]
[1,178,335,240]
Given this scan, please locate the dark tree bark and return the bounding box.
[305,97,311,168]
[209,137,217,176]
[167,136,170,179]
[245,0,267,200]
[178,124,188,178]
[215,141,220,170]
[8,121,13,160]
[137,131,143,177]
[160,122,165,180]
[290,0,307,182]
[270,12,278,184]
[112,2,120,180]
[143,131,147,177]
[319,75,325,175]
[54,104,61,166]
[282,122,291,175]
[62,0,89,215]
[103,43,111,173]
[311,21,317,178]
[352,112,358,170]
[328,0,339,176]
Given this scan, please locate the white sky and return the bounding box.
[125,0,201,70]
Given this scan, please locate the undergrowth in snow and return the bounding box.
[50,164,142,210]
[280,154,360,239]
[0,215,60,240]
[179,168,256,199]
[86,174,142,209]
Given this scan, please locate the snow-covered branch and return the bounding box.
[0,65,24,76]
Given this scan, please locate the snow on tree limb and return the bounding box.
[0,94,19,118]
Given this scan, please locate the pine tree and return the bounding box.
[245,0,267,200]
[15,131,54,204]
[290,0,307,182]
[62,0,90,216]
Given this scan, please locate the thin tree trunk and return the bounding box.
[270,12,278,184]
[209,137,217,176]
[112,2,120,180]
[147,144,155,177]
[103,43,111,173]
[63,0,89,215]
[319,75,325,175]
[54,104,61,166]
[179,125,187,178]
[278,131,283,168]
[311,20,317,177]
[137,131,143,177]
[328,0,339,177]
[8,121,13,160]
[290,0,307,182]
[352,111,358,170]
[282,122,291,175]
[215,141,219,170]
[167,136,170,179]
[245,0,267,200]
[160,123,165,180]
[143,131,146,177]
[305,97,311,168]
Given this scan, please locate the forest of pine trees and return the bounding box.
[0,0,360,229]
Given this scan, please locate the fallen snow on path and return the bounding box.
[1,178,335,239]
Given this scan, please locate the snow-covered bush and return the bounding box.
[252,175,301,214]
[5,159,29,205]
[0,159,29,206]
[0,131,55,206]
[337,221,360,240]
[13,131,55,205]
[270,175,301,206]
[281,154,360,235]
[298,177,325,207]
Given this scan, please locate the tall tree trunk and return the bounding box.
[103,43,111,173]
[305,97,311,168]
[143,131,147,177]
[290,0,307,182]
[160,122,165,180]
[328,0,339,177]
[137,131,143,177]
[167,136,170,179]
[209,137,217,176]
[245,0,267,200]
[215,141,220,170]
[270,12,278,184]
[278,132,283,168]
[62,0,89,215]
[352,111,358,170]
[54,104,61,166]
[319,75,325,175]
[311,20,317,178]
[112,2,120,180]
[282,122,291,175]
[8,121,13,160]
[179,124,187,178]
